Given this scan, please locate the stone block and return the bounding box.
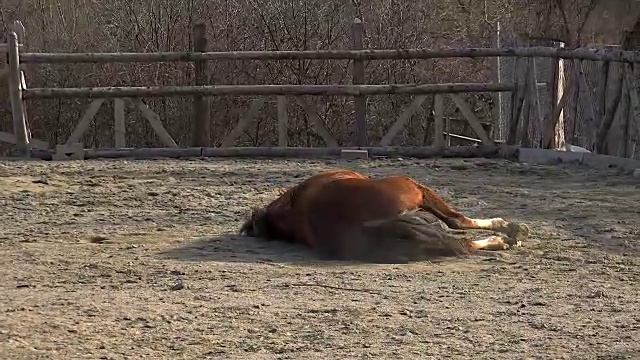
[52,143,85,161]
[518,148,584,165]
[581,153,640,173]
[340,149,368,160]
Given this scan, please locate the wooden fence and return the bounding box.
[2,19,639,159]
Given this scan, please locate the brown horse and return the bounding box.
[240,169,530,263]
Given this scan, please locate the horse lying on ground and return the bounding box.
[240,169,530,263]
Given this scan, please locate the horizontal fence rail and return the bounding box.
[18,47,640,64]
[22,83,514,99]
[28,145,516,160]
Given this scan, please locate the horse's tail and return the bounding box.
[351,211,476,263]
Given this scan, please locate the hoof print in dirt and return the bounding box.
[170,281,185,291]
[89,235,111,244]
[32,178,49,185]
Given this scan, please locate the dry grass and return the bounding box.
[0,157,638,359]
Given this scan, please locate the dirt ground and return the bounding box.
[0,156,638,360]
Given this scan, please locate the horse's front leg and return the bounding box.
[459,218,530,242]
[469,234,522,251]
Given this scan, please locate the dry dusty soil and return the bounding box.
[0,156,639,360]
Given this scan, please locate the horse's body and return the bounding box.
[240,169,529,263]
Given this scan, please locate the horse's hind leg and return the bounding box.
[417,183,530,241]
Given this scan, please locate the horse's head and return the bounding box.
[239,206,269,237]
[239,204,297,243]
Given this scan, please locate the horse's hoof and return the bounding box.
[506,222,530,242]
[504,238,523,248]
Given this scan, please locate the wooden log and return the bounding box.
[603,63,621,154]
[6,32,30,157]
[595,63,625,154]
[133,99,178,148]
[277,96,288,147]
[19,66,33,145]
[0,43,23,53]
[606,66,626,156]
[507,58,525,145]
[352,19,367,146]
[114,98,126,148]
[546,45,568,150]
[29,144,519,161]
[379,95,428,146]
[65,99,104,145]
[530,58,544,134]
[192,22,210,147]
[449,94,493,145]
[442,132,482,144]
[554,47,567,150]
[620,72,631,157]
[295,97,339,148]
[25,147,201,160]
[83,147,203,160]
[519,83,532,146]
[568,63,579,147]
[22,83,514,100]
[202,145,517,159]
[0,65,27,79]
[576,60,597,145]
[12,20,33,147]
[626,64,640,156]
[519,58,535,146]
[433,95,444,146]
[595,61,610,137]
[203,147,342,158]
[12,21,25,43]
[18,47,640,64]
[220,96,267,147]
[542,72,574,149]
[421,95,435,145]
[367,144,517,159]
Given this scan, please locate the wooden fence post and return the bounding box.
[11,21,33,145]
[114,98,126,148]
[507,58,525,145]
[352,18,366,147]
[433,95,444,146]
[595,63,624,154]
[277,96,288,147]
[192,22,210,147]
[6,32,30,157]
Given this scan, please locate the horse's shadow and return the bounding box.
[159,233,329,265]
[159,232,476,266]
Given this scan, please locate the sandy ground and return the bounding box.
[0,156,639,360]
